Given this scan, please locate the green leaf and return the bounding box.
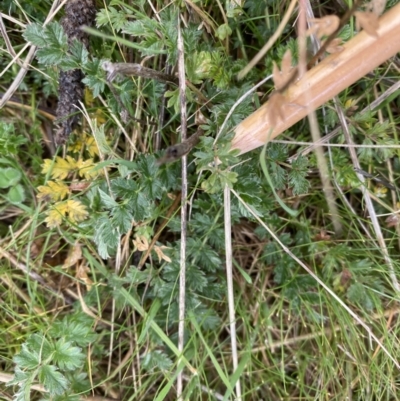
[49,316,97,347]
[216,23,232,40]
[111,177,153,221]
[7,184,25,204]
[288,155,310,195]
[111,205,133,233]
[59,40,89,70]
[53,339,84,371]
[98,188,118,209]
[44,22,67,49]
[96,6,132,31]
[94,216,120,259]
[126,191,151,221]
[36,47,66,65]
[136,155,163,200]
[26,333,53,360]
[201,170,238,194]
[187,238,222,272]
[0,167,21,188]
[13,343,39,369]
[38,365,69,395]
[347,282,374,311]
[164,88,180,113]
[23,23,49,47]
[0,123,27,155]
[81,58,106,97]
[33,22,68,65]
[141,350,173,372]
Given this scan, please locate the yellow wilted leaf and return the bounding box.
[68,133,100,157]
[373,184,387,198]
[44,201,69,227]
[86,137,99,158]
[92,110,107,127]
[37,181,70,201]
[44,199,88,227]
[66,199,89,223]
[42,156,77,180]
[84,87,94,104]
[76,158,97,179]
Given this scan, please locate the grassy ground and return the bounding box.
[1,0,400,400]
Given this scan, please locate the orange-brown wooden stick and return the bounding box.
[232,3,400,155]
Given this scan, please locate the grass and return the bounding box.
[1,0,400,400]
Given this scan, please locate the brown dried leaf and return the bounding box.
[369,0,387,16]
[69,181,91,191]
[385,214,400,228]
[272,49,297,91]
[133,235,149,252]
[325,37,344,54]
[354,11,380,38]
[307,15,340,39]
[63,243,83,269]
[76,263,93,291]
[154,245,172,263]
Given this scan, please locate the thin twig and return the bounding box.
[224,185,242,400]
[0,14,24,67]
[177,13,188,401]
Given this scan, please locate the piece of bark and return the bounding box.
[55,0,96,146]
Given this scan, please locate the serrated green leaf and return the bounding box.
[111,205,133,233]
[0,123,27,155]
[81,58,106,97]
[94,216,120,259]
[137,156,163,200]
[59,40,89,70]
[13,343,39,369]
[23,23,48,47]
[96,6,132,31]
[36,47,66,65]
[38,365,69,395]
[141,350,173,372]
[44,22,67,49]
[49,318,97,347]
[98,188,118,209]
[201,170,237,194]
[53,339,84,371]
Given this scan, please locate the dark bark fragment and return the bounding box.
[55,0,96,146]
